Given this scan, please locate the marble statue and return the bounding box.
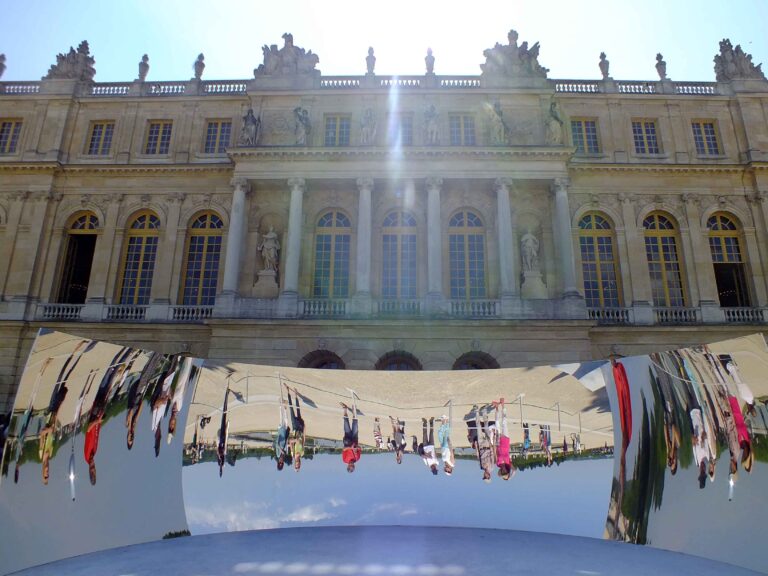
[521,232,540,272]
[193,53,205,80]
[425,48,435,74]
[258,226,280,271]
[546,101,564,145]
[0,54,6,80]
[488,101,509,146]
[137,54,149,82]
[655,53,667,80]
[425,104,439,145]
[43,40,96,82]
[239,108,261,147]
[480,29,549,79]
[599,52,610,80]
[254,33,320,77]
[366,47,376,74]
[294,107,311,145]
[360,108,377,145]
[714,38,765,81]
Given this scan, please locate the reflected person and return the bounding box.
[389,416,407,464]
[286,385,305,472]
[275,394,291,471]
[493,399,515,481]
[340,402,361,473]
[217,387,230,478]
[437,414,454,475]
[418,417,439,475]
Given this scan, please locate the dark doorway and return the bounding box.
[713,263,750,307]
[57,234,97,304]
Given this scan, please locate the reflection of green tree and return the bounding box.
[621,379,667,544]
[162,529,190,539]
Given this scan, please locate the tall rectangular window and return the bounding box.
[86,121,115,155]
[632,119,660,154]
[204,120,232,153]
[0,119,23,154]
[449,115,475,146]
[324,116,351,146]
[692,121,721,155]
[389,114,413,146]
[144,120,173,154]
[571,119,600,154]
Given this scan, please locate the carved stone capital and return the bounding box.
[165,192,186,204]
[425,177,443,192]
[140,194,151,206]
[551,177,570,195]
[717,195,728,209]
[230,177,250,193]
[80,193,91,207]
[617,192,635,205]
[356,177,374,192]
[749,190,766,204]
[493,177,513,194]
[110,193,125,205]
[30,190,53,203]
[12,190,30,203]
[681,193,700,207]
[287,177,306,193]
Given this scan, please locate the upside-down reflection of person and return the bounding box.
[84,347,132,485]
[609,354,633,540]
[437,414,454,475]
[150,356,178,458]
[466,405,495,483]
[494,399,515,480]
[217,386,230,478]
[389,416,407,464]
[340,401,361,473]
[125,352,162,450]
[38,379,68,485]
[416,417,439,476]
[274,393,291,471]
[286,386,305,472]
[167,359,193,445]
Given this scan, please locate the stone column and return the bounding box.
[551,178,579,297]
[80,194,123,321]
[355,177,373,295]
[282,177,305,295]
[151,193,185,303]
[221,178,249,294]
[426,177,444,308]
[681,194,720,322]
[0,192,28,298]
[619,193,653,324]
[746,191,768,306]
[495,178,517,297]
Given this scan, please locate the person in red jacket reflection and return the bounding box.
[340,401,361,473]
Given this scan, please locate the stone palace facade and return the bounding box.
[1,33,767,409]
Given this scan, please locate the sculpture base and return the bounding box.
[521,271,547,299]
[251,270,278,299]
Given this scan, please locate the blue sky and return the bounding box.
[1,0,767,82]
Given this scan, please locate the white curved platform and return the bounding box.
[14,526,761,575]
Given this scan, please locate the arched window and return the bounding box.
[180,212,223,306]
[119,211,160,305]
[382,211,417,299]
[453,351,500,370]
[313,211,351,298]
[298,350,346,369]
[449,210,486,299]
[707,213,750,307]
[643,212,686,307]
[57,212,99,304]
[375,351,423,371]
[578,213,621,308]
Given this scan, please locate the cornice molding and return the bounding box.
[568,163,748,175]
[227,146,574,161]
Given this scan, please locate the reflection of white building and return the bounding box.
[2,34,768,409]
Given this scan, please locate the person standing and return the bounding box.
[341,402,361,473]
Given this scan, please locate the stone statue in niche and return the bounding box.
[258,226,280,272]
[521,231,540,272]
[294,107,311,145]
[599,52,610,80]
[360,108,377,145]
[545,100,564,145]
[480,29,549,79]
[239,108,261,147]
[43,40,96,82]
[137,54,149,82]
[424,104,439,145]
[655,53,667,80]
[714,38,765,81]
[254,33,320,77]
[193,53,205,80]
[425,48,435,74]
[366,47,376,74]
[487,101,509,146]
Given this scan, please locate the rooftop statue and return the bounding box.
[193,53,205,80]
[0,54,6,80]
[714,39,765,81]
[655,53,667,80]
[599,52,610,80]
[480,29,548,79]
[43,40,96,82]
[366,47,376,75]
[255,33,319,77]
[425,48,435,74]
[137,54,149,82]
